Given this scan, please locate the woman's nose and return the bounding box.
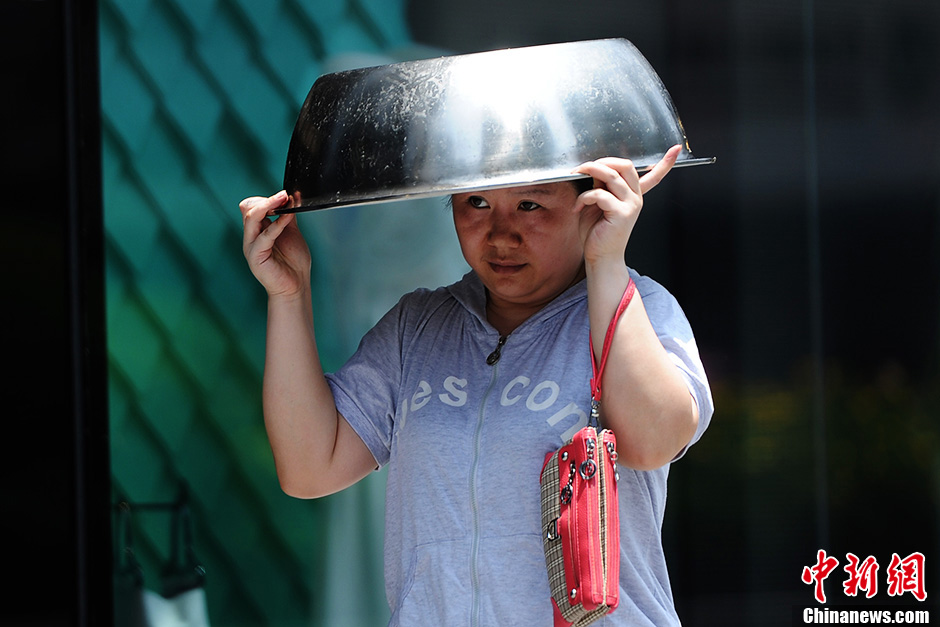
[486,209,521,246]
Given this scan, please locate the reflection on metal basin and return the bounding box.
[281,38,714,213]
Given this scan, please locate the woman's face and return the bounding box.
[451,182,586,316]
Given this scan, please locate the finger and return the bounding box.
[242,203,271,254]
[572,188,635,222]
[239,196,261,218]
[248,208,297,258]
[638,145,681,195]
[255,211,295,248]
[289,191,302,210]
[240,190,289,220]
[245,215,296,272]
[573,158,640,198]
[241,191,288,234]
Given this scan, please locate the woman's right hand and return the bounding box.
[240,190,311,298]
[242,192,376,498]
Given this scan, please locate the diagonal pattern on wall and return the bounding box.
[100,0,408,624]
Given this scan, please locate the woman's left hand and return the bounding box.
[572,144,681,266]
[574,144,699,470]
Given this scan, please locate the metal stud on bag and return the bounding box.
[579,459,597,480]
[546,519,559,541]
[560,463,576,504]
[580,438,597,480]
[608,441,620,482]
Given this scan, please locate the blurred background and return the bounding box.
[3,0,938,625]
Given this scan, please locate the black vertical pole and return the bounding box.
[65,1,111,625]
[0,0,110,625]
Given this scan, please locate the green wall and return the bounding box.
[100,1,458,625]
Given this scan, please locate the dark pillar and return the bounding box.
[1,0,110,625]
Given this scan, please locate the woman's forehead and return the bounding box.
[455,181,578,199]
[504,184,567,196]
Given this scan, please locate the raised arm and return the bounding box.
[573,147,700,470]
[240,192,377,497]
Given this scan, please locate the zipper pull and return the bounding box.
[486,335,507,366]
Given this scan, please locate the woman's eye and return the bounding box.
[518,201,541,212]
[468,196,489,208]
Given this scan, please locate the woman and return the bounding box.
[240,145,713,625]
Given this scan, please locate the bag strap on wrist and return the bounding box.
[590,277,636,405]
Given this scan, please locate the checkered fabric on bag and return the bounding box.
[540,426,620,627]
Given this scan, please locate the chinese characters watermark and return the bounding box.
[802,551,926,603]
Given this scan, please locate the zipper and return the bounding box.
[486,335,507,365]
[604,434,619,605]
[586,432,602,603]
[470,336,506,625]
[597,432,607,605]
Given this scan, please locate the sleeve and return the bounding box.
[631,270,714,457]
[324,298,406,468]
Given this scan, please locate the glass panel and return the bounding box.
[105,0,940,625]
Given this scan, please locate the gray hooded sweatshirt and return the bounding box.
[327,269,713,626]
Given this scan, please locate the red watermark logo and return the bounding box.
[801,550,927,604]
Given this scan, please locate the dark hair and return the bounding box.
[571,176,594,195]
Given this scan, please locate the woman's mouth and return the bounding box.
[488,261,526,275]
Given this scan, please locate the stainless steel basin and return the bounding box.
[281,38,713,213]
